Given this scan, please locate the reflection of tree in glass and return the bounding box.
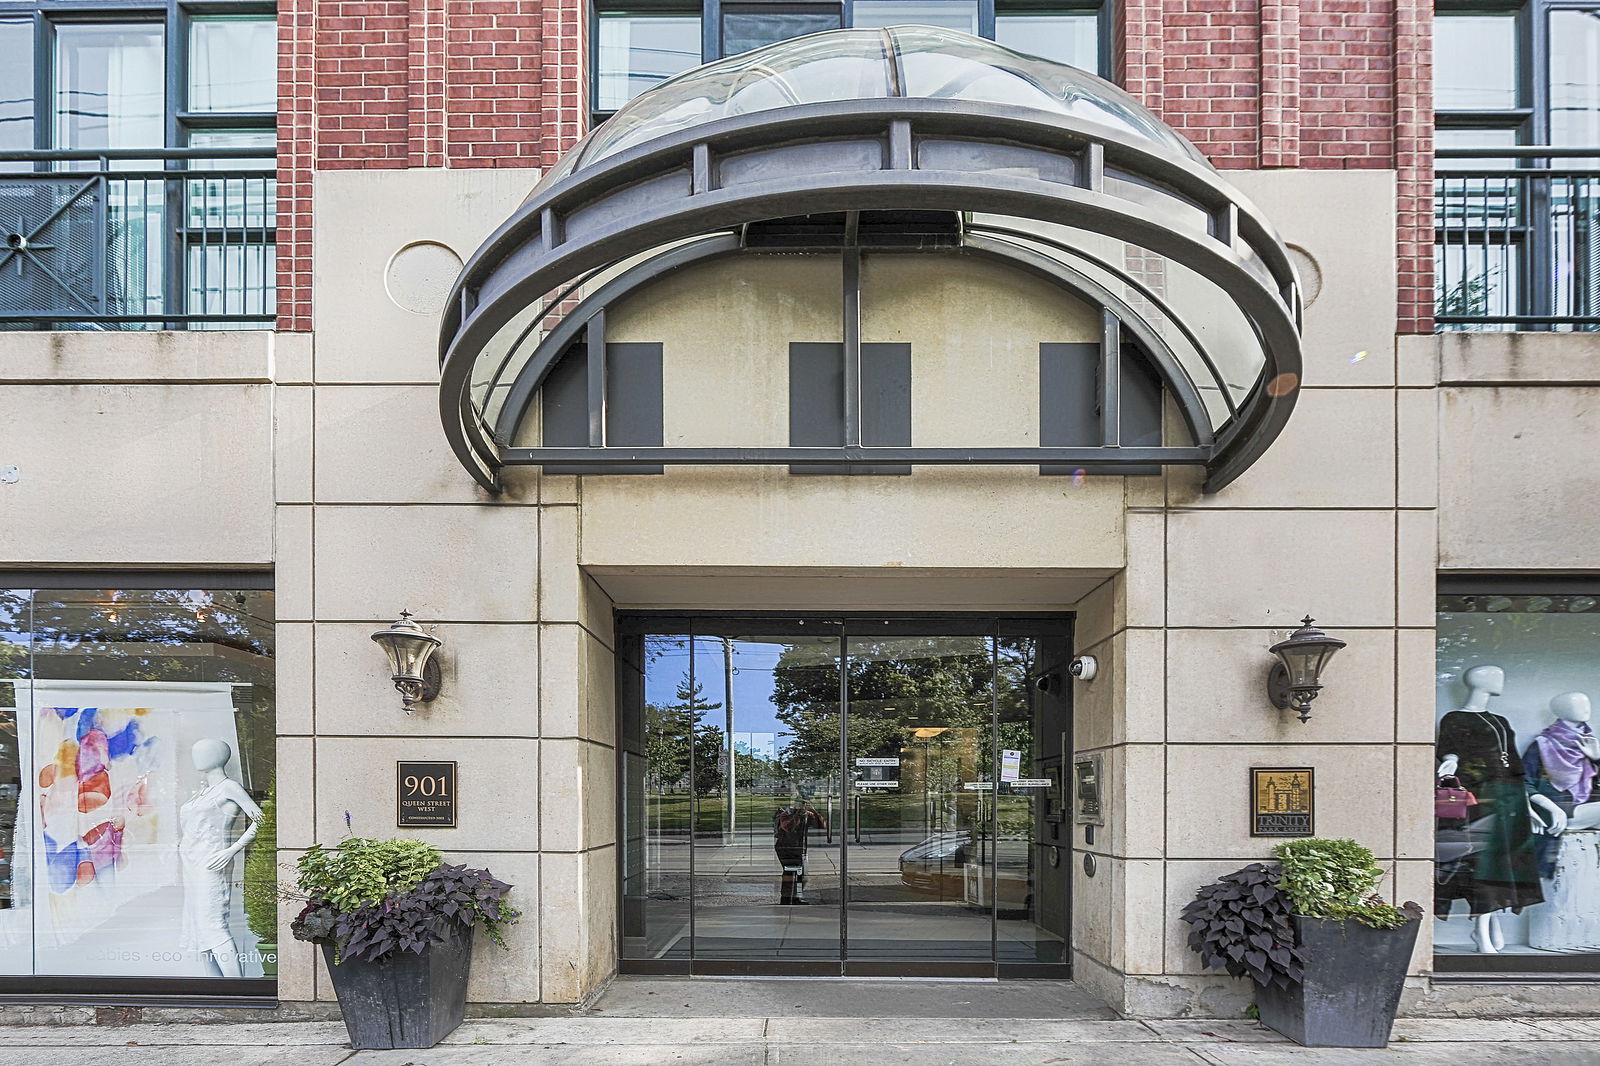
[0,587,276,795]
[644,678,725,796]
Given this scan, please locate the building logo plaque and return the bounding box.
[397,760,457,828]
[1073,752,1105,826]
[1250,766,1314,837]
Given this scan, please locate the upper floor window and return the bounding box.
[0,2,277,330]
[592,0,1105,123]
[1434,2,1600,331]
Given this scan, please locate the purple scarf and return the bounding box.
[1535,719,1598,804]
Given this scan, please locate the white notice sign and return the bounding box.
[1000,749,1022,782]
[963,781,995,791]
[856,780,899,789]
[1012,778,1051,788]
[855,757,901,767]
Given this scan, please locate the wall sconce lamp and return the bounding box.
[372,610,442,714]
[1268,616,1346,723]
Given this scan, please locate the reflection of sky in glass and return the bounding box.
[645,638,791,738]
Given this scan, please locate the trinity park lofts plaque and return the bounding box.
[397,760,457,828]
[1250,766,1314,837]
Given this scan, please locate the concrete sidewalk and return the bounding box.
[4,979,1600,1065]
[4,1014,1600,1066]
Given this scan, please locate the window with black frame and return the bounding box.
[0,1,277,330]
[590,0,1105,124]
[0,580,277,996]
[1434,1,1600,331]
[1435,583,1600,973]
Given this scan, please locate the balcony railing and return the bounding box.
[0,147,276,330]
[1436,147,1600,332]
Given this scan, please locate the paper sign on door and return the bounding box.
[1000,749,1022,782]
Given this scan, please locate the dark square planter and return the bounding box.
[1255,916,1420,1048]
[321,925,475,1050]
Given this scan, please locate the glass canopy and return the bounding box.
[569,27,1203,176]
[440,28,1303,493]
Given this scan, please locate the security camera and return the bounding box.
[1034,673,1061,693]
[1068,655,1098,682]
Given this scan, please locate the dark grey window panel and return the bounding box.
[541,340,665,473]
[1039,340,1162,476]
[789,341,911,475]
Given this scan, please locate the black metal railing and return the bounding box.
[1436,147,1600,331]
[0,147,276,330]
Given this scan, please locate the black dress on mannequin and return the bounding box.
[1436,710,1545,916]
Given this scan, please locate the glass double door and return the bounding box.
[618,616,1072,976]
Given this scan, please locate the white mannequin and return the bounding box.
[1527,692,1600,951]
[1436,665,1565,953]
[178,739,262,978]
[1546,692,1600,831]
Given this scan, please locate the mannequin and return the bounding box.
[1436,665,1556,953]
[1528,693,1600,830]
[179,739,262,977]
[1525,693,1600,950]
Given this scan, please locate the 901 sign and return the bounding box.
[397,760,457,827]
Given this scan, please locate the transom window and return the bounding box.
[592,0,1104,122]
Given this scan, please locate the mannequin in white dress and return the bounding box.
[179,738,262,977]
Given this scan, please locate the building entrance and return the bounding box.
[617,615,1073,977]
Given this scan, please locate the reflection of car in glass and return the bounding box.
[898,832,1032,905]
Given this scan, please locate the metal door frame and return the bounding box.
[615,611,1074,979]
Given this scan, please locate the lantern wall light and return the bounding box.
[1267,616,1346,723]
[372,610,443,713]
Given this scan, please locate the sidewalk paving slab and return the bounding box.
[761,1018,1163,1043]
[1190,1042,1600,1065]
[766,1042,1211,1066]
[0,1048,356,1066]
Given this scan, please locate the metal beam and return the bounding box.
[500,445,1209,467]
[586,307,607,447]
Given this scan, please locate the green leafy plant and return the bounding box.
[296,837,442,913]
[1272,838,1422,929]
[290,837,520,964]
[1180,862,1306,989]
[242,780,278,943]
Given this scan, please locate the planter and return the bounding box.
[1255,916,1420,1048]
[256,942,278,978]
[321,925,474,1050]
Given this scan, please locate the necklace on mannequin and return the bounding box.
[1476,710,1511,768]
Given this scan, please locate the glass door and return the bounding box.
[617,615,1071,976]
[843,630,996,971]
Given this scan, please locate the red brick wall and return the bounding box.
[275,0,581,329]
[277,0,1430,332]
[1118,0,1433,330]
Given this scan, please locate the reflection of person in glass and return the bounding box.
[180,738,262,976]
[773,791,825,905]
[1436,665,1558,953]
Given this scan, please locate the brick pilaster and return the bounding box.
[1260,0,1301,167]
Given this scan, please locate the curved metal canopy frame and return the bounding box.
[440,96,1303,493]
[489,233,1221,460]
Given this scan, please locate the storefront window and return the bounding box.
[1436,590,1600,966]
[0,584,275,984]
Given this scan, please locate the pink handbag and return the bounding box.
[1435,775,1478,819]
